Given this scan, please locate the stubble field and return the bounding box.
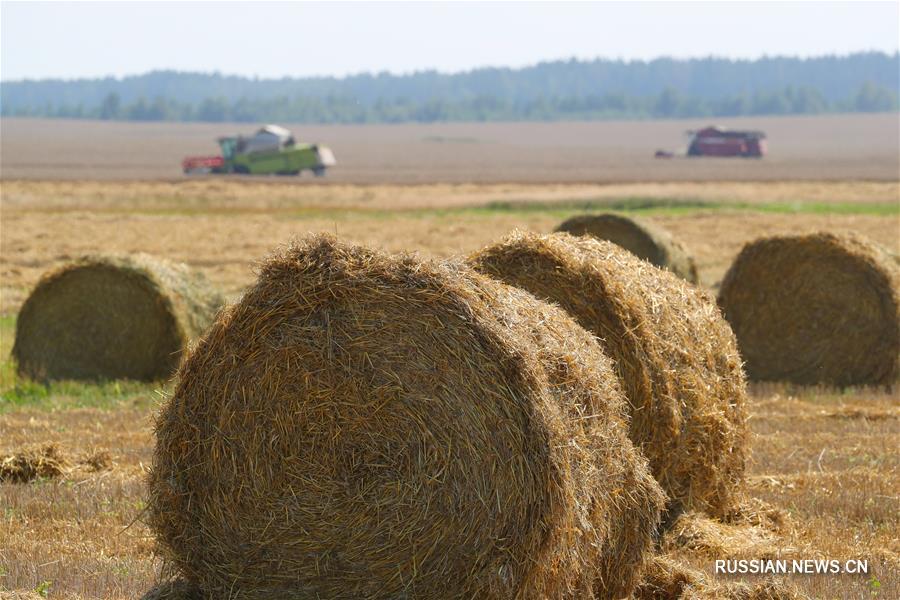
[1,115,899,598]
[2,112,898,182]
[2,179,898,312]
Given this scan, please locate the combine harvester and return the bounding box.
[656,125,767,158]
[182,125,336,176]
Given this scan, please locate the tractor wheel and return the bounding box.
[233,165,250,175]
[313,167,326,177]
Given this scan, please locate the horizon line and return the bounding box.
[3,49,898,85]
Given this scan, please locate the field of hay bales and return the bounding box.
[1,177,898,598]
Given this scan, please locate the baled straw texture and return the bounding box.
[718,232,900,386]
[139,580,200,600]
[469,231,748,518]
[13,254,224,381]
[147,234,664,600]
[556,213,699,283]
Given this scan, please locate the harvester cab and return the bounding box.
[182,125,336,176]
[218,137,239,162]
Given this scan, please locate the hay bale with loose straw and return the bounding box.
[556,213,699,283]
[469,231,748,518]
[13,254,224,381]
[718,232,900,386]
[147,234,665,600]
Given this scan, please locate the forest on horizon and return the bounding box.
[2,52,897,123]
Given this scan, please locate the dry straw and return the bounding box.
[147,234,665,599]
[634,555,807,600]
[660,511,783,560]
[637,503,803,600]
[0,592,49,600]
[13,254,224,382]
[0,445,113,483]
[556,213,699,283]
[718,232,900,386]
[469,231,748,518]
[0,444,67,483]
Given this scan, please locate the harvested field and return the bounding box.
[4,179,899,212]
[0,178,898,598]
[1,113,898,181]
[1,180,898,314]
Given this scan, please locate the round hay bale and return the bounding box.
[469,231,748,518]
[556,213,699,283]
[139,580,200,600]
[718,232,900,386]
[13,254,224,382]
[147,234,665,599]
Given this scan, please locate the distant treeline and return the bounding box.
[2,53,898,123]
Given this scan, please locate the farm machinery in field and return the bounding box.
[686,126,766,157]
[182,125,336,176]
[655,125,767,158]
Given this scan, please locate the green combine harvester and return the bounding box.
[182,125,336,176]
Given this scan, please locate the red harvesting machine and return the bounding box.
[686,126,767,157]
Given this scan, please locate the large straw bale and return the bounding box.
[12,254,224,381]
[469,231,748,518]
[147,234,664,599]
[556,213,699,283]
[718,232,900,386]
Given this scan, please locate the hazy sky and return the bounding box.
[2,1,898,81]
